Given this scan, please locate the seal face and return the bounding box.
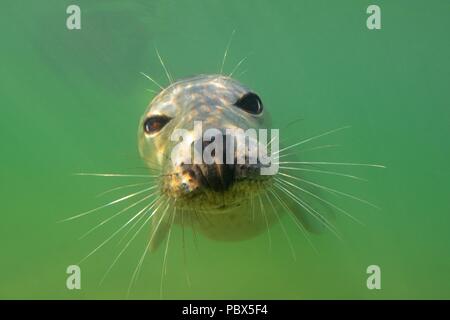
[138,74,277,245]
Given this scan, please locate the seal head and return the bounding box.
[139,74,272,212]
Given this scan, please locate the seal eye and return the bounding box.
[143,115,171,135]
[234,92,263,115]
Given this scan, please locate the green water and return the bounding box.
[1,0,449,299]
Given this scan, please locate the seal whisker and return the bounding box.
[278,161,386,168]
[277,166,368,181]
[269,189,318,254]
[60,186,156,222]
[278,171,381,210]
[282,117,305,131]
[275,177,364,226]
[127,199,168,293]
[273,152,293,160]
[258,194,272,252]
[79,190,159,239]
[163,203,176,276]
[96,181,154,198]
[134,199,171,283]
[219,29,236,75]
[297,144,342,153]
[228,56,247,78]
[128,199,170,296]
[265,133,279,151]
[273,144,341,160]
[78,196,161,265]
[155,47,173,84]
[146,88,158,94]
[236,69,248,78]
[160,203,177,299]
[264,191,296,261]
[140,71,164,90]
[181,208,192,287]
[100,198,162,285]
[74,172,161,178]
[274,182,342,240]
[274,126,351,155]
[117,196,161,245]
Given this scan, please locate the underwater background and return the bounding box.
[1,0,449,299]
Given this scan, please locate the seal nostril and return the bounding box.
[180,182,190,192]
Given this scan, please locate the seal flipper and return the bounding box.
[148,207,171,253]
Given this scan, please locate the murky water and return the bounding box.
[1,0,449,299]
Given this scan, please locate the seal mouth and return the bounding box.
[161,164,272,212]
[193,162,236,193]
